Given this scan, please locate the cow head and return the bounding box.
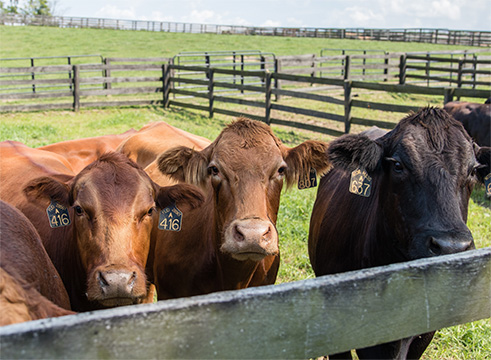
[328,107,484,261]
[157,117,331,262]
[24,152,203,308]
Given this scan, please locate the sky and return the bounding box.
[50,0,490,32]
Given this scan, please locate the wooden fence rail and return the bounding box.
[0,59,489,135]
[2,14,491,46]
[1,248,489,359]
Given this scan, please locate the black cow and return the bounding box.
[444,99,490,147]
[309,107,490,359]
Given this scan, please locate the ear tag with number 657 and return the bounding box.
[46,200,71,228]
[158,203,182,232]
[298,168,317,190]
[349,168,372,197]
[485,173,491,197]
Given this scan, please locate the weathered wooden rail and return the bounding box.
[1,248,489,359]
[2,14,491,46]
[1,57,489,136]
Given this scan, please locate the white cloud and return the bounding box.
[261,20,282,27]
[95,5,137,20]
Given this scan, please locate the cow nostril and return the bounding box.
[428,236,473,255]
[234,225,245,242]
[428,237,442,255]
[128,271,137,290]
[98,271,109,288]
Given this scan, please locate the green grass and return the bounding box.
[1,24,490,359]
[0,25,484,60]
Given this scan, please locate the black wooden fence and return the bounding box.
[1,56,489,136]
[1,14,491,46]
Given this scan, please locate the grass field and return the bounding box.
[1,25,490,359]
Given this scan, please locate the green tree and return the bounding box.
[1,0,21,14]
[24,0,52,16]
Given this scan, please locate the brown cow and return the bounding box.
[117,121,211,169]
[444,98,490,146]
[309,107,490,359]
[148,117,331,299]
[39,129,137,173]
[0,200,74,326]
[0,142,204,311]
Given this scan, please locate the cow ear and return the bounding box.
[23,176,72,207]
[328,134,383,173]
[157,146,209,188]
[475,145,490,183]
[283,140,331,188]
[155,183,205,210]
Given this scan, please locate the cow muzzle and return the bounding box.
[87,266,147,307]
[414,229,475,258]
[222,218,279,261]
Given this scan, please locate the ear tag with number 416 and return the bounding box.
[485,173,491,197]
[349,168,372,197]
[158,203,182,232]
[46,200,71,228]
[298,168,317,190]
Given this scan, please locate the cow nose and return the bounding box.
[233,221,272,244]
[98,270,137,296]
[428,236,474,255]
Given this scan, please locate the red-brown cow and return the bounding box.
[0,142,204,311]
[309,107,490,359]
[149,117,331,299]
[117,121,211,169]
[444,98,490,146]
[39,129,137,173]
[0,200,74,326]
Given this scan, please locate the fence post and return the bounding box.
[443,88,455,104]
[457,59,463,100]
[344,55,351,80]
[344,80,352,134]
[162,64,170,108]
[274,58,281,102]
[104,58,111,90]
[265,72,272,125]
[383,52,389,81]
[208,68,214,118]
[73,65,80,112]
[30,58,36,93]
[399,54,407,85]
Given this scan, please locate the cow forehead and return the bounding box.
[212,130,283,160]
[73,164,154,209]
[390,123,475,175]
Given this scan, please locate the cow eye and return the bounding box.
[147,207,155,216]
[208,165,219,176]
[386,157,404,173]
[277,166,287,178]
[393,161,404,173]
[74,205,84,216]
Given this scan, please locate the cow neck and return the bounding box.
[44,216,89,312]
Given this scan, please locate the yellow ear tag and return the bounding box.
[349,168,372,197]
[485,174,491,197]
[158,203,182,231]
[298,168,317,190]
[46,200,71,228]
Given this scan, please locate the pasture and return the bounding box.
[0,25,490,359]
